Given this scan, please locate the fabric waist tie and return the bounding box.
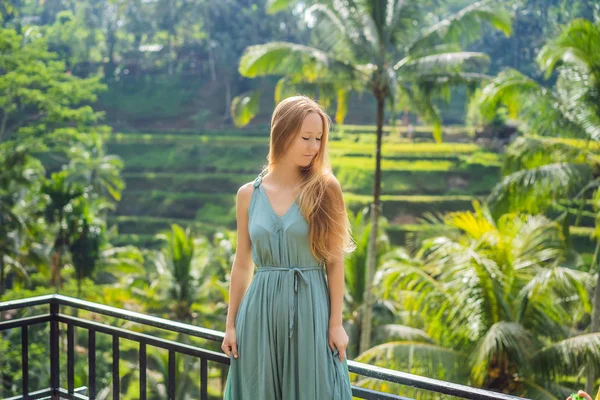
[256,265,323,339]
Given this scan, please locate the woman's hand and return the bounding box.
[567,391,593,400]
[221,327,238,359]
[328,324,349,362]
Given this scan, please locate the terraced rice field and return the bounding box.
[105,125,595,257]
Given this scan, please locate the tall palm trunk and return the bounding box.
[0,257,4,298]
[586,238,600,393]
[359,93,384,354]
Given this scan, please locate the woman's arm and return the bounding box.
[225,183,255,330]
[324,176,349,360]
[326,251,345,329]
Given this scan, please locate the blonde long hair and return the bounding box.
[258,95,356,265]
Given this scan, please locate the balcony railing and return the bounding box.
[0,295,527,400]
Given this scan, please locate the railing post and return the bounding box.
[49,299,59,399]
[21,326,29,399]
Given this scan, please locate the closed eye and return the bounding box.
[303,137,322,141]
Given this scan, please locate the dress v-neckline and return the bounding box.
[259,185,299,219]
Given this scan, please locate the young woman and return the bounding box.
[221,95,356,399]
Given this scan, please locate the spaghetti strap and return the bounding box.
[252,173,262,188]
[248,174,262,222]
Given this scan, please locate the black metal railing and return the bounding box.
[0,295,528,400]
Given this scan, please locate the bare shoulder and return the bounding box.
[236,181,255,206]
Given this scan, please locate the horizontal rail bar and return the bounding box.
[349,362,524,400]
[3,387,88,400]
[55,387,89,399]
[57,315,229,364]
[0,314,52,331]
[0,295,55,312]
[3,388,53,400]
[54,294,225,342]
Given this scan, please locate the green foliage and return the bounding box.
[99,74,204,120]
[370,206,595,396]
[44,10,103,70]
[0,144,45,295]
[231,90,261,127]
[0,28,107,148]
[469,0,598,80]
[476,19,600,218]
[466,20,600,393]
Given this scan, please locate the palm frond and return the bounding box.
[383,0,422,49]
[502,136,591,174]
[487,162,593,217]
[470,322,535,386]
[356,340,467,381]
[517,266,592,318]
[426,238,506,336]
[408,0,512,55]
[555,66,600,142]
[404,211,458,253]
[533,333,600,380]
[478,69,580,136]
[238,41,358,83]
[230,90,261,128]
[519,379,562,400]
[444,209,496,241]
[510,215,568,272]
[304,3,358,61]
[321,0,382,61]
[396,52,490,75]
[358,3,382,58]
[381,324,435,343]
[376,254,445,302]
[517,295,572,342]
[537,19,600,79]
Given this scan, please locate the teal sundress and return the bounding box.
[223,173,353,399]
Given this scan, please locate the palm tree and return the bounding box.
[147,224,230,324]
[365,204,599,398]
[42,170,87,290]
[475,18,600,392]
[152,224,198,322]
[231,0,512,353]
[68,202,103,297]
[66,132,125,203]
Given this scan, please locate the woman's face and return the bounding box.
[286,112,323,167]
